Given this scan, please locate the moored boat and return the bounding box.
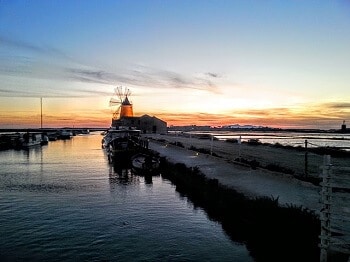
[21,133,42,148]
[102,128,141,149]
[131,153,160,175]
[103,128,142,163]
[57,129,73,139]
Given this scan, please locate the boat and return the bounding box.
[102,128,140,149]
[47,132,58,141]
[103,128,142,163]
[131,153,160,175]
[57,129,73,139]
[41,134,49,145]
[21,133,42,148]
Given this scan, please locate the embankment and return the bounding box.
[159,158,320,262]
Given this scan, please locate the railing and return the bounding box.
[320,155,350,261]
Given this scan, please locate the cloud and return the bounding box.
[324,102,350,109]
[0,36,222,97]
[0,35,71,59]
[66,64,221,93]
[66,68,112,85]
[205,72,220,78]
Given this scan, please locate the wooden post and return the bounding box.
[238,136,242,162]
[210,135,213,155]
[320,155,332,262]
[40,97,43,129]
[304,139,308,176]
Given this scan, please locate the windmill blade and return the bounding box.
[112,105,121,120]
[124,88,131,97]
[109,98,122,106]
[116,86,124,100]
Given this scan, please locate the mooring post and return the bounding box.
[40,97,43,129]
[238,136,242,162]
[210,135,213,155]
[304,139,308,176]
[320,155,332,262]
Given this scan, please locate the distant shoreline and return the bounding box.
[1,126,348,134]
[0,127,108,133]
[168,126,349,134]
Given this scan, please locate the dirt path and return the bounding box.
[145,134,349,177]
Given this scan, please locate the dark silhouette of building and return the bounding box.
[341,120,347,133]
[112,115,167,134]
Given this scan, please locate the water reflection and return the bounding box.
[0,133,254,261]
[108,164,139,187]
[108,156,160,186]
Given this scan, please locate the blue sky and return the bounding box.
[1,0,350,128]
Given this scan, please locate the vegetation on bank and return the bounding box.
[269,142,350,158]
[150,136,335,185]
[159,159,320,262]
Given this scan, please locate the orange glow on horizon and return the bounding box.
[0,97,348,130]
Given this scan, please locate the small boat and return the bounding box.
[41,134,49,145]
[21,133,42,148]
[104,128,142,163]
[131,153,160,175]
[102,128,141,149]
[57,129,73,139]
[47,132,58,141]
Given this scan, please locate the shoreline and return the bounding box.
[146,133,350,178]
[158,158,321,262]
[145,134,349,261]
[145,134,322,211]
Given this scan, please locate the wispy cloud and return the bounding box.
[324,102,350,109]
[0,35,222,97]
[0,36,72,59]
[66,68,112,85]
[205,72,220,78]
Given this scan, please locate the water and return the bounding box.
[187,131,350,150]
[0,133,252,261]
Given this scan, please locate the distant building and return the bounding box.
[112,115,167,134]
[109,87,167,134]
[341,120,347,133]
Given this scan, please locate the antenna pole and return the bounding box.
[40,97,43,129]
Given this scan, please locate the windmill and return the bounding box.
[109,86,133,120]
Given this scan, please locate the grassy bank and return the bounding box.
[148,134,350,187]
[159,158,320,262]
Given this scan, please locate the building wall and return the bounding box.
[111,115,167,134]
[139,115,167,134]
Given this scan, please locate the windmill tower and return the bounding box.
[109,86,134,120]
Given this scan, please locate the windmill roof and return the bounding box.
[122,96,131,105]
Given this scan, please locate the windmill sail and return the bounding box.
[109,86,133,120]
[109,97,121,106]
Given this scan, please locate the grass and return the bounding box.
[159,158,321,262]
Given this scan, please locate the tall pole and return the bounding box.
[40,97,43,129]
[238,136,242,162]
[304,139,308,176]
[320,155,332,262]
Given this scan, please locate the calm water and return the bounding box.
[187,131,350,150]
[0,133,252,261]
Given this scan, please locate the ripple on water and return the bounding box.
[0,134,253,261]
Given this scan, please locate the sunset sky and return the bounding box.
[1,0,350,129]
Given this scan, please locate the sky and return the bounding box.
[1,0,350,129]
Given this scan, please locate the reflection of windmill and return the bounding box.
[109,86,133,120]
